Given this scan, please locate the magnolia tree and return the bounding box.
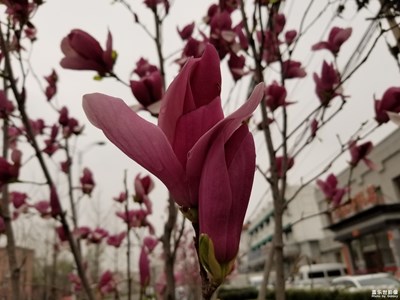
[1,0,400,300]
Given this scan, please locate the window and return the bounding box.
[327,270,342,277]
[308,271,324,279]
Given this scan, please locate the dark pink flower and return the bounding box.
[60,158,71,174]
[143,236,158,252]
[88,227,108,244]
[107,232,126,248]
[313,61,341,106]
[130,70,163,108]
[133,58,158,77]
[74,226,91,239]
[282,60,306,79]
[134,174,154,201]
[219,0,239,12]
[44,69,58,101]
[258,30,280,64]
[374,87,400,124]
[310,119,319,138]
[176,37,208,67]
[144,0,169,12]
[80,168,95,196]
[113,192,127,203]
[98,271,116,295]
[1,0,35,24]
[209,11,236,59]
[264,81,292,112]
[50,185,62,217]
[285,30,297,45]
[273,13,286,34]
[275,156,294,178]
[316,173,346,206]
[234,22,249,51]
[312,27,352,56]
[83,45,264,270]
[60,29,115,75]
[33,201,51,218]
[228,53,247,81]
[43,124,60,156]
[28,119,45,136]
[116,209,149,228]
[139,246,150,288]
[10,191,28,209]
[177,22,195,40]
[58,107,69,126]
[348,140,375,169]
[56,226,68,242]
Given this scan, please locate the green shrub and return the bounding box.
[217,286,258,300]
[217,287,372,300]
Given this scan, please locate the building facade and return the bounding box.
[319,129,400,277]
[244,185,331,279]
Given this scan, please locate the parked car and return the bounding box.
[332,273,400,290]
[291,263,347,288]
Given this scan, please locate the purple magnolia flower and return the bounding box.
[316,173,346,206]
[313,61,341,106]
[80,168,95,196]
[83,44,264,273]
[10,191,28,209]
[113,191,127,203]
[312,27,352,56]
[60,29,115,75]
[107,232,126,248]
[349,140,375,169]
[130,70,163,109]
[264,81,292,112]
[285,30,297,45]
[33,200,51,218]
[282,60,306,79]
[139,246,150,288]
[228,53,247,81]
[98,271,116,295]
[374,87,400,124]
[177,22,195,40]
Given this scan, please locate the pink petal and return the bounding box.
[158,44,222,144]
[83,93,189,206]
[186,83,264,206]
[199,125,255,263]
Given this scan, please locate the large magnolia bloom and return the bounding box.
[83,45,264,268]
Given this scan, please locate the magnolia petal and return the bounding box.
[103,30,114,71]
[172,96,224,168]
[158,44,221,143]
[187,83,264,204]
[83,93,189,206]
[199,125,255,263]
[139,247,150,287]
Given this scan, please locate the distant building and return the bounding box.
[0,247,34,300]
[318,129,400,276]
[243,185,331,279]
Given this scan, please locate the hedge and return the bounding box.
[217,287,372,300]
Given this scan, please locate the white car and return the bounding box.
[331,273,400,290]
